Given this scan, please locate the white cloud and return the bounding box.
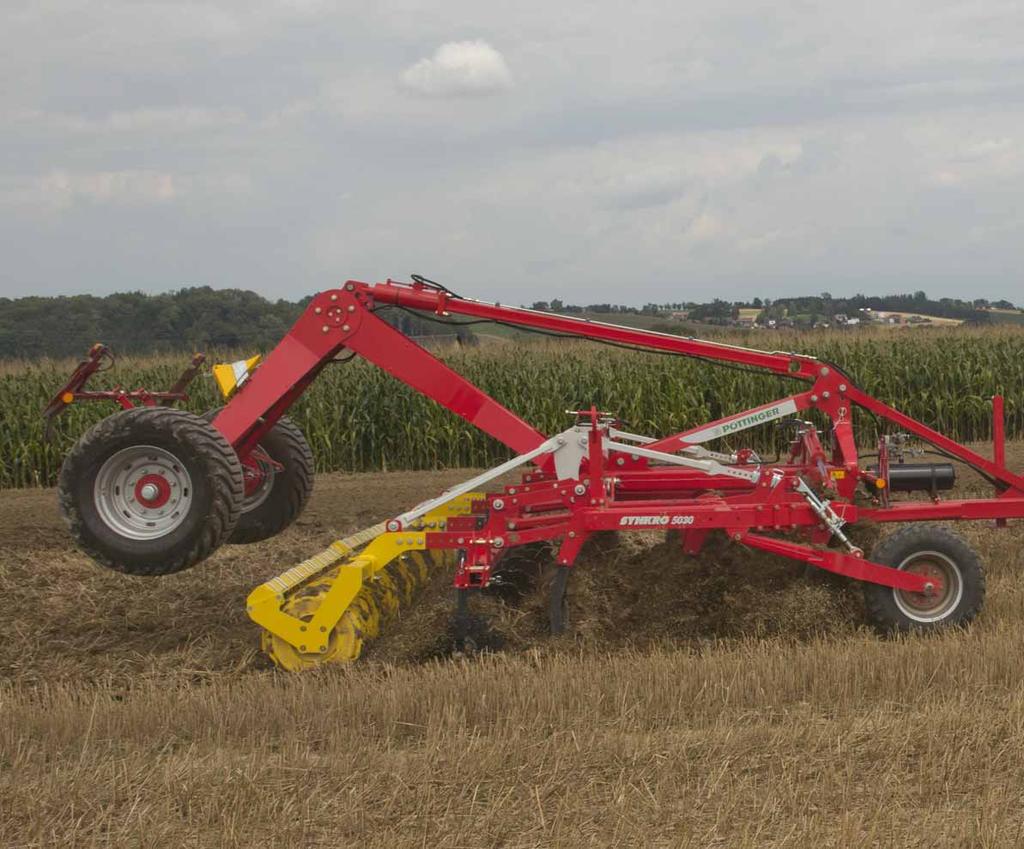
[3,170,253,212]
[400,41,513,97]
[35,170,178,208]
[88,107,246,134]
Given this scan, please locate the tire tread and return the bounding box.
[58,408,243,576]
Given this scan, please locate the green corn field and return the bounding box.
[1,326,1023,488]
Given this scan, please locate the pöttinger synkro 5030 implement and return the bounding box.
[48,277,1024,669]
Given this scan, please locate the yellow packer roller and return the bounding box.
[247,494,480,670]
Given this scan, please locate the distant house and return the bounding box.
[736,307,761,328]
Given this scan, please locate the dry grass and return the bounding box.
[3,448,1024,846]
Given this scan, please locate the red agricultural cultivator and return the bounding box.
[47,277,1024,669]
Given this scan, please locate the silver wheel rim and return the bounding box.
[93,445,193,540]
[893,550,964,623]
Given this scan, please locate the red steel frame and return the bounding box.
[42,344,205,439]
[190,278,1024,597]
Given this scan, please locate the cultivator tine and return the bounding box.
[248,494,480,670]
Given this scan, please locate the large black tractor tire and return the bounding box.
[863,523,985,635]
[58,407,244,576]
[204,410,314,544]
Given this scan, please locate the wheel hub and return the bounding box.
[94,445,193,540]
[240,447,278,513]
[894,552,962,623]
[135,474,171,508]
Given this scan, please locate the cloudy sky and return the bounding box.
[3,1,1024,305]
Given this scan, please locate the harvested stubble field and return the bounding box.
[3,445,1024,848]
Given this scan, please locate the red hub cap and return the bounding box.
[134,473,171,509]
[898,559,948,610]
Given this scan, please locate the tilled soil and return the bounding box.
[6,451,1024,848]
[2,446,1020,684]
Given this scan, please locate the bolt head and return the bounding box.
[574,484,586,496]
[342,324,350,332]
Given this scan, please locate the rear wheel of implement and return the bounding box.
[204,410,314,544]
[58,407,244,576]
[863,524,985,634]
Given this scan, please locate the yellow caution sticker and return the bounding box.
[212,354,261,399]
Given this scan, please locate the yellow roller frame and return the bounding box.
[246,493,481,657]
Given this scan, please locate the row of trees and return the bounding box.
[2,287,1016,359]
[0,287,466,359]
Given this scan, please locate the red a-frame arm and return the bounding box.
[212,285,547,458]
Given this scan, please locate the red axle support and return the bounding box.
[737,532,939,594]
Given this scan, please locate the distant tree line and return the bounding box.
[0,287,472,359]
[1,286,1015,360]
[535,291,1012,329]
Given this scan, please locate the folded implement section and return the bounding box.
[248,495,479,669]
[50,275,1024,670]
